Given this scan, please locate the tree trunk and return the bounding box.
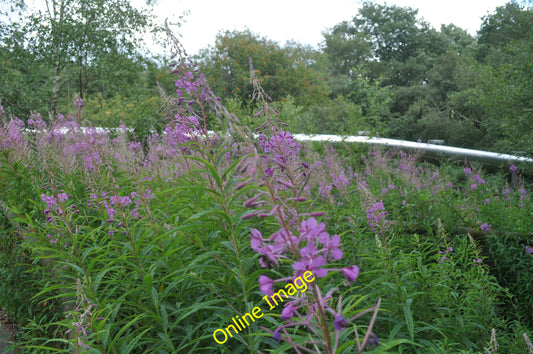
[51,58,61,119]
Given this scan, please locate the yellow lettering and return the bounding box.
[225,324,238,337]
[284,282,297,295]
[303,271,315,283]
[242,312,254,325]
[213,328,227,344]
[262,294,275,310]
[272,289,289,305]
[294,276,308,293]
[232,317,242,331]
[252,306,264,318]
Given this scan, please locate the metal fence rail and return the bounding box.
[291,134,533,166]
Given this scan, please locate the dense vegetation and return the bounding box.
[1,1,532,353]
[2,1,533,154]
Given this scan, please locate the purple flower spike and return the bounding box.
[341,265,360,282]
[333,315,348,330]
[259,275,275,296]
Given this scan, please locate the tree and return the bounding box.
[472,2,533,153]
[1,0,161,117]
[324,1,448,86]
[197,29,330,108]
[322,21,371,76]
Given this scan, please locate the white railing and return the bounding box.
[291,134,533,166]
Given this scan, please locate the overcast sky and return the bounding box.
[155,0,510,56]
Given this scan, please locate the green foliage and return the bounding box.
[1,107,532,352]
[0,0,163,117]
[486,233,533,327]
[298,96,369,135]
[83,93,164,141]
[197,29,330,107]
[320,1,533,153]
[0,42,51,117]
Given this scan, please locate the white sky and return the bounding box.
[154,0,511,56]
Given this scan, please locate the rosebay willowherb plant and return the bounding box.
[159,28,385,351]
[231,60,383,353]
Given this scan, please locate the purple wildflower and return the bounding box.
[28,112,47,130]
[250,228,285,268]
[142,189,155,200]
[47,234,58,245]
[73,96,84,109]
[332,171,350,189]
[259,275,275,296]
[472,174,485,185]
[365,200,391,232]
[41,194,58,209]
[318,183,332,198]
[106,207,116,221]
[131,208,140,219]
[292,255,328,277]
[109,195,132,208]
[299,217,327,242]
[333,315,348,330]
[341,265,360,282]
[481,223,492,232]
[525,246,533,254]
[322,234,343,261]
[368,333,379,346]
[272,327,282,341]
[260,131,300,157]
[280,302,296,321]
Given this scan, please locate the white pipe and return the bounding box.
[291,134,533,166]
